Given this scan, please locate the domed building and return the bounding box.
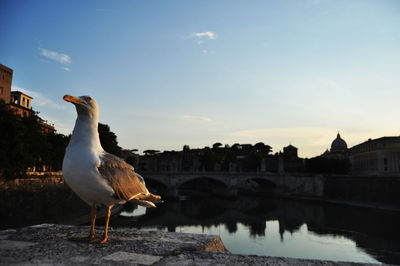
[323,133,349,159]
[331,133,348,153]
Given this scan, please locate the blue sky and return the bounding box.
[1,0,399,157]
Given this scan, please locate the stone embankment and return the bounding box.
[0,224,382,265]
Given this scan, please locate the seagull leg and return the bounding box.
[69,204,96,241]
[91,206,112,244]
[88,204,96,239]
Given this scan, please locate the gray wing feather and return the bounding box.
[98,152,148,201]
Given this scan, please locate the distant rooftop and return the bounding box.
[11,90,33,99]
[350,136,400,150]
[0,64,13,73]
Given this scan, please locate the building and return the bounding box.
[38,118,56,134]
[9,91,33,117]
[0,64,13,103]
[350,137,400,175]
[281,144,304,172]
[322,133,349,159]
[1,63,56,134]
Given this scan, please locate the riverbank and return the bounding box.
[0,224,382,265]
[0,173,64,191]
[0,175,126,230]
[0,175,90,229]
[291,195,400,212]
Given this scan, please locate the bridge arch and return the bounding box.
[249,177,277,188]
[142,176,168,196]
[243,177,278,196]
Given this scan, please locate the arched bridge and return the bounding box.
[140,172,326,198]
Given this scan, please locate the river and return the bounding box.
[105,196,399,264]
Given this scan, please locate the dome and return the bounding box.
[331,133,347,152]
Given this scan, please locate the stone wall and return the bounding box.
[323,175,400,205]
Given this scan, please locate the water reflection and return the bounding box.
[109,196,400,264]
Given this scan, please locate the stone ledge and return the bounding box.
[0,224,382,265]
[0,224,227,265]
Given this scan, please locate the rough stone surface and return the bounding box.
[154,251,382,266]
[0,224,383,265]
[0,224,227,265]
[102,251,162,264]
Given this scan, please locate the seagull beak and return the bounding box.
[63,95,86,105]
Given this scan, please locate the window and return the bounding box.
[26,99,30,107]
[0,87,3,94]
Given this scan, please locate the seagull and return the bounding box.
[62,94,161,243]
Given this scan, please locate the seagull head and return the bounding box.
[63,95,99,119]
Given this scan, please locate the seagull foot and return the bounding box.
[90,236,108,244]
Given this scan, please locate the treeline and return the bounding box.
[139,142,279,172]
[198,142,274,172]
[0,100,122,179]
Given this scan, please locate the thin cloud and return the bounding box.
[62,67,71,72]
[193,31,216,40]
[183,115,212,122]
[13,85,66,111]
[190,31,217,54]
[39,48,71,65]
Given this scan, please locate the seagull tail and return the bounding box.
[136,200,156,208]
[130,192,163,207]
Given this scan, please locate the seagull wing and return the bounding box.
[98,152,148,201]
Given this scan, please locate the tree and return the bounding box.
[143,150,160,156]
[212,142,223,149]
[0,100,44,178]
[42,133,70,171]
[98,123,122,156]
[254,142,270,152]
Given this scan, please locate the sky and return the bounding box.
[1,0,399,157]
